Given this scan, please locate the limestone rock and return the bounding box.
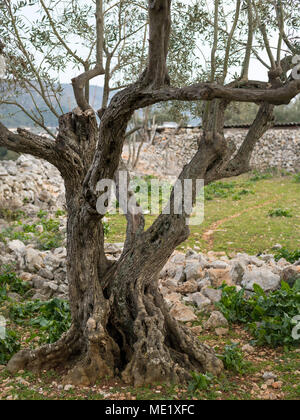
[201,287,222,303]
[176,280,198,294]
[206,268,233,288]
[164,292,182,308]
[192,292,211,310]
[190,325,203,335]
[229,259,246,284]
[204,311,228,330]
[24,248,44,272]
[184,263,203,281]
[170,303,197,322]
[215,327,229,336]
[280,265,300,286]
[242,268,281,291]
[8,240,26,257]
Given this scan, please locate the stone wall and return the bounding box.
[1,127,299,206]
[226,127,300,173]
[128,127,300,177]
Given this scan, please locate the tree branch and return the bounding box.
[138,79,300,107]
[0,122,58,165]
[143,0,171,87]
[241,0,253,80]
[211,0,219,82]
[72,65,105,111]
[222,0,241,82]
[96,0,104,69]
[71,0,106,111]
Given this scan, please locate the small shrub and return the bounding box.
[188,372,213,393]
[274,247,300,264]
[232,189,254,201]
[55,209,66,217]
[204,181,236,201]
[293,173,300,183]
[37,231,63,250]
[268,208,292,218]
[216,282,300,347]
[0,226,32,244]
[219,343,249,374]
[37,210,48,219]
[103,221,110,237]
[249,170,273,182]
[0,266,30,302]
[9,298,71,344]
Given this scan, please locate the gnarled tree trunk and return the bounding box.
[3,0,300,388]
[6,102,223,386]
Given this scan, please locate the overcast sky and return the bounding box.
[17,2,278,86]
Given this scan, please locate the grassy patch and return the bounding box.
[105,174,300,255]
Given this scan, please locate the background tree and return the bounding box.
[1,0,300,386]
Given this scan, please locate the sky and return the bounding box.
[16,1,276,87]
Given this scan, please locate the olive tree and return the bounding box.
[1,0,300,386]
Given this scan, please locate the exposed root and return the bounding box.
[7,325,81,374]
[7,288,223,387]
[64,319,120,386]
[121,286,223,386]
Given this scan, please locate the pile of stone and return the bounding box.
[228,128,300,174]
[1,126,299,215]
[0,155,65,212]
[0,239,123,302]
[1,239,68,301]
[158,248,300,329]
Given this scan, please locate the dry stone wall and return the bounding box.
[129,127,300,177]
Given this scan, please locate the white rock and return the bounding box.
[8,240,26,256]
[204,311,228,330]
[209,260,229,269]
[24,247,44,272]
[241,268,281,291]
[192,292,211,310]
[202,287,222,303]
[170,302,197,322]
[184,263,203,281]
[229,259,246,284]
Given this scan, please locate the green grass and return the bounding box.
[105,174,300,255]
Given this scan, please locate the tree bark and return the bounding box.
[3,74,297,388]
[3,0,300,388]
[7,179,223,387]
[6,106,223,386]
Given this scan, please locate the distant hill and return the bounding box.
[0,84,104,129]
